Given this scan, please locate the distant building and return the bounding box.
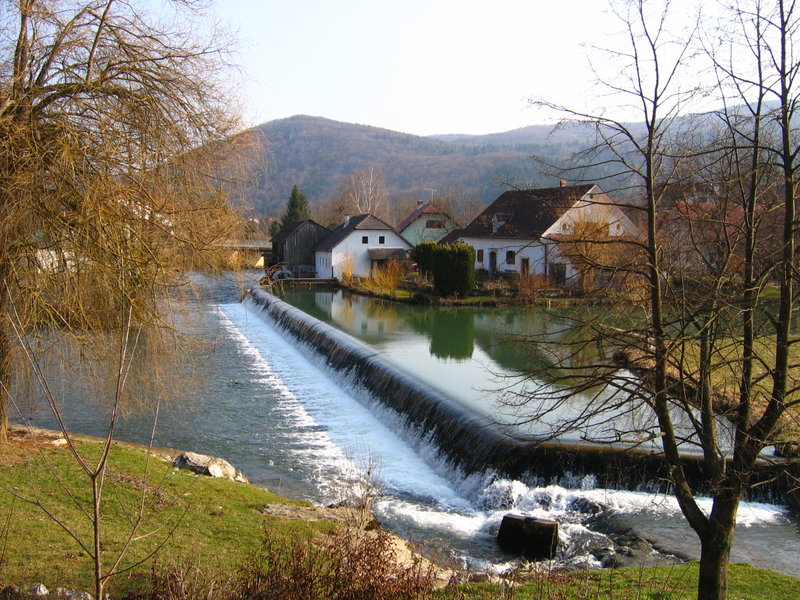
[270,219,330,277]
[451,183,639,285]
[314,214,411,279]
[396,201,456,245]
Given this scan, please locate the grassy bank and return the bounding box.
[1,427,799,599]
[0,428,324,595]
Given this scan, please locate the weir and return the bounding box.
[248,287,796,503]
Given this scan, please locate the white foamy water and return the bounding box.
[215,298,800,575]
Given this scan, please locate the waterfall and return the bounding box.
[248,287,794,503]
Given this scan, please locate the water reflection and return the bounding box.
[275,288,726,451]
[279,288,572,373]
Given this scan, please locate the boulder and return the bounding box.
[173,452,247,482]
[496,514,559,560]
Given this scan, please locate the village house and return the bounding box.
[396,201,456,245]
[314,214,411,279]
[270,219,330,277]
[450,183,639,286]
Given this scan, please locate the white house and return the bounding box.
[450,183,639,285]
[396,201,456,245]
[314,214,411,279]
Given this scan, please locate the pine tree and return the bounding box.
[280,185,310,229]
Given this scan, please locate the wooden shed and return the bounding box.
[270,220,330,277]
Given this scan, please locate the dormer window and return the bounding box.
[492,213,511,234]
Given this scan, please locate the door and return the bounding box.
[489,251,497,274]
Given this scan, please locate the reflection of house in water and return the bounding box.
[324,291,401,343]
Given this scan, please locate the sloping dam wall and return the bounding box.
[248,287,795,502]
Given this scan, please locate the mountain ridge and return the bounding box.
[245,115,598,217]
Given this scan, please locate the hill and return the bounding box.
[245,115,597,217]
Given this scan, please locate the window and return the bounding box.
[379,235,385,244]
[506,250,515,265]
[477,249,484,262]
[425,219,444,229]
[362,235,368,244]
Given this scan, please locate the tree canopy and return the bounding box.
[0,0,250,441]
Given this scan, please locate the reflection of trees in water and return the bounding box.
[280,290,624,392]
[428,310,474,361]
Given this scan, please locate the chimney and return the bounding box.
[343,214,350,227]
[560,179,567,187]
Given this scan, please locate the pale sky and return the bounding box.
[212,0,627,136]
[203,0,708,135]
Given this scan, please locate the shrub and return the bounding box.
[410,242,438,275]
[368,260,406,297]
[431,243,475,298]
[239,526,436,600]
[340,253,356,287]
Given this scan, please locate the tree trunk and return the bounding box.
[0,261,9,444]
[696,498,737,600]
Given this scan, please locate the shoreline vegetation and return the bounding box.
[4,425,800,600]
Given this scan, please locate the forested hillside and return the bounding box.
[245,115,600,216]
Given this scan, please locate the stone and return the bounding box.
[29,584,48,597]
[173,452,238,481]
[496,514,559,560]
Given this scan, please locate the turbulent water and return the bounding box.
[22,273,800,576]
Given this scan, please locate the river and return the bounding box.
[20,272,800,576]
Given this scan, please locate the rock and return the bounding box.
[173,452,239,481]
[569,497,604,515]
[496,514,559,560]
[601,554,625,569]
[29,584,48,597]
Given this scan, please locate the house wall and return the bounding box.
[543,192,639,239]
[316,229,410,279]
[401,215,455,245]
[461,236,548,276]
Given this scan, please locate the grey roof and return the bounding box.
[314,214,405,252]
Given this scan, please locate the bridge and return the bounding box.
[218,240,272,267]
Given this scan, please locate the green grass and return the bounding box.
[0,429,326,596]
[444,563,800,600]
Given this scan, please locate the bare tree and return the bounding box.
[3,291,186,600]
[343,165,389,219]
[431,187,484,228]
[0,0,249,441]
[521,2,800,599]
[520,2,794,599]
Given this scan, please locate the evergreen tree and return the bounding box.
[281,185,310,228]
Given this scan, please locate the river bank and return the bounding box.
[3,426,800,600]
